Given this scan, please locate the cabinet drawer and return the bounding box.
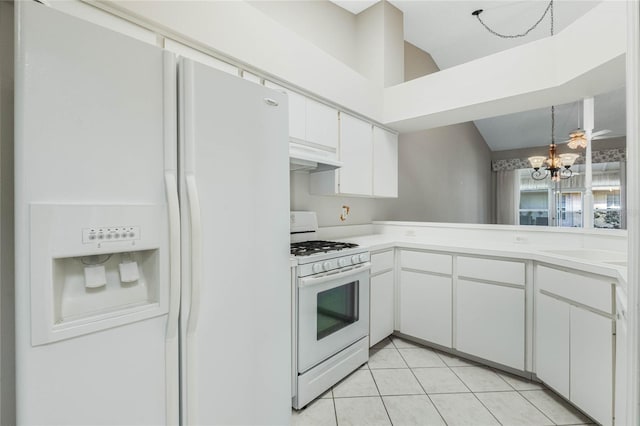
[401,250,451,275]
[371,250,394,275]
[458,256,525,286]
[536,265,612,314]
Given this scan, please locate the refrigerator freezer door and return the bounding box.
[179,59,291,425]
[14,2,177,424]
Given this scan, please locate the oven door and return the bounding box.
[297,262,370,373]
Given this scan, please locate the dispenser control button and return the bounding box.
[82,226,140,244]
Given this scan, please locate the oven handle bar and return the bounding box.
[299,262,371,288]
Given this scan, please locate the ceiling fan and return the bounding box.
[563,128,612,149]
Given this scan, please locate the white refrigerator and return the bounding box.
[13,2,291,425]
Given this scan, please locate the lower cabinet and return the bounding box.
[370,270,394,347]
[456,279,525,370]
[570,306,613,426]
[369,250,394,347]
[536,293,570,397]
[399,270,452,348]
[614,290,628,426]
[535,265,614,426]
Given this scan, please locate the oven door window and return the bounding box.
[316,280,359,340]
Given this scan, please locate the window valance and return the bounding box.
[491,148,626,172]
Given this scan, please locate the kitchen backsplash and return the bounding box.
[290,171,380,227]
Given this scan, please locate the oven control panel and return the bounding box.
[297,251,370,278]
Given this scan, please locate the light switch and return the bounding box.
[84,265,107,288]
[119,261,139,283]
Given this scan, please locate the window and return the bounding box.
[519,191,549,226]
[517,162,623,229]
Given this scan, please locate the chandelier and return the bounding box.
[527,105,580,181]
[473,0,579,182]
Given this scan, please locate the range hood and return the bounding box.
[290,141,342,172]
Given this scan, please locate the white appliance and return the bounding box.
[289,143,343,172]
[290,212,370,409]
[13,2,290,425]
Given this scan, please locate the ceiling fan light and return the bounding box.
[569,129,585,139]
[567,129,587,150]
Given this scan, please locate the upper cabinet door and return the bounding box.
[306,98,339,152]
[372,126,398,198]
[264,80,305,141]
[289,91,307,142]
[339,113,373,196]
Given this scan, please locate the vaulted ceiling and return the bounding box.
[331,0,624,151]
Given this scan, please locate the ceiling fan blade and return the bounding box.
[592,129,612,138]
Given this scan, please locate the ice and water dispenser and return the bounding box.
[30,204,169,345]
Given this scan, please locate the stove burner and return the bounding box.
[291,240,359,256]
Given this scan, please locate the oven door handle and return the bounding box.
[299,262,371,288]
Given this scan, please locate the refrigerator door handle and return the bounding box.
[165,172,181,338]
[185,174,202,334]
[185,173,202,424]
[164,171,180,426]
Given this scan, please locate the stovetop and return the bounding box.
[290,240,359,257]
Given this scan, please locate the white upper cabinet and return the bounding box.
[288,91,307,142]
[372,126,398,198]
[310,115,398,198]
[264,80,337,153]
[306,98,339,151]
[338,113,373,196]
[309,113,372,196]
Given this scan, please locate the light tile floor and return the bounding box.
[292,336,595,426]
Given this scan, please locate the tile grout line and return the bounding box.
[366,359,395,426]
[330,388,339,426]
[393,337,450,426]
[513,388,558,425]
[447,364,506,426]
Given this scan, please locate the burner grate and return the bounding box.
[291,240,359,256]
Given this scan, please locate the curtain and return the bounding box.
[496,170,520,225]
[621,161,627,229]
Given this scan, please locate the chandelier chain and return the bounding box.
[474,0,554,39]
[551,105,555,144]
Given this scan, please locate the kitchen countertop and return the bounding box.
[338,234,628,287]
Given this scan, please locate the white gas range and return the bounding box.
[290,212,370,409]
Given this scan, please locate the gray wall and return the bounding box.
[404,41,438,82]
[375,125,493,223]
[0,1,15,424]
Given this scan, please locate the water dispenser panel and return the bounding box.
[29,203,169,345]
